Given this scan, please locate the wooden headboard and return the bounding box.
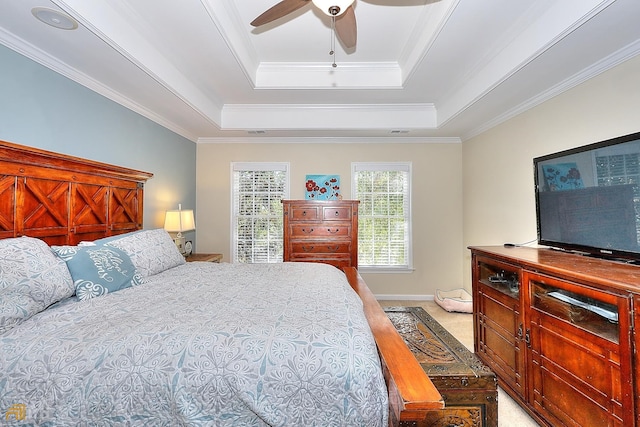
[0,140,153,245]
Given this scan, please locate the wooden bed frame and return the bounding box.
[344,268,445,425]
[0,139,443,426]
[0,140,152,244]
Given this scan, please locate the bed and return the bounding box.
[0,140,443,426]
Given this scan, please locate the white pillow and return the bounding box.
[100,229,185,278]
[0,237,74,334]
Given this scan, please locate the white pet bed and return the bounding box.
[435,288,473,313]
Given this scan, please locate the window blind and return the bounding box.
[352,162,412,270]
[232,162,289,263]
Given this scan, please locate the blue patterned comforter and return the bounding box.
[0,262,388,426]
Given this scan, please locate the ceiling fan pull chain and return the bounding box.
[330,16,337,68]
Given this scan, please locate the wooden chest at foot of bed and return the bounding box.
[385,306,498,427]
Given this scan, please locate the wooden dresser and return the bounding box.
[282,200,359,269]
[470,246,640,427]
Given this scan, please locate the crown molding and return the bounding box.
[399,0,461,82]
[0,28,200,142]
[201,0,259,87]
[222,103,437,130]
[198,136,461,144]
[463,39,640,141]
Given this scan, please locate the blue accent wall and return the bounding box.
[0,45,196,238]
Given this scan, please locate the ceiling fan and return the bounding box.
[251,0,358,49]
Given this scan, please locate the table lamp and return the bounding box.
[163,204,195,255]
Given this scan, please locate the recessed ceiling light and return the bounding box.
[31,7,78,30]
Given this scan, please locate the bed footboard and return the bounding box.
[343,267,444,426]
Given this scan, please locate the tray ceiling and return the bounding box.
[1,0,639,142]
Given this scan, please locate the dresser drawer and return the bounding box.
[289,224,351,238]
[290,205,321,221]
[289,254,353,269]
[290,241,351,254]
[322,206,352,221]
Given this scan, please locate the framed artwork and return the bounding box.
[542,163,584,191]
[305,175,341,200]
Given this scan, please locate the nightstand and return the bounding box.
[185,253,223,263]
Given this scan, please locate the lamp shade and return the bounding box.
[311,0,355,16]
[164,208,195,233]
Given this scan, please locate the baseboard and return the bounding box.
[375,294,434,301]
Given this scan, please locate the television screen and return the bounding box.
[534,131,640,262]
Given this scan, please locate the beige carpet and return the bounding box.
[378,300,539,427]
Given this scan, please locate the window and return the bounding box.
[595,152,640,187]
[352,162,412,271]
[594,149,640,245]
[232,162,289,263]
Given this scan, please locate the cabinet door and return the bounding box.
[526,272,633,427]
[472,256,526,399]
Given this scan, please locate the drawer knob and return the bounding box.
[334,211,339,216]
[302,228,314,234]
[302,211,307,216]
[327,228,339,234]
[302,246,314,252]
[327,245,339,252]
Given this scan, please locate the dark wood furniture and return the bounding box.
[0,140,445,427]
[385,306,498,427]
[344,268,444,425]
[470,246,639,427]
[0,140,152,244]
[185,253,222,263]
[282,199,359,269]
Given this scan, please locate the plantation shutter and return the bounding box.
[232,162,289,263]
[352,162,412,270]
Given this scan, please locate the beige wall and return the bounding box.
[462,54,640,289]
[196,142,463,296]
[196,55,640,297]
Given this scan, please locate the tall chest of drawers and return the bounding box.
[282,200,359,269]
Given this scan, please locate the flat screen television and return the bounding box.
[534,131,640,263]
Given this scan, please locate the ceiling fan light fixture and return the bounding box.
[311,0,355,16]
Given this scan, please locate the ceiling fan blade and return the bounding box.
[251,0,310,27]
[335,5,357,48]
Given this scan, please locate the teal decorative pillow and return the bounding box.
[52,245,144,301]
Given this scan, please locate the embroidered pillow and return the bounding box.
[97,229,185,278]
[0,237,74,334]
[52,245,144,301]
